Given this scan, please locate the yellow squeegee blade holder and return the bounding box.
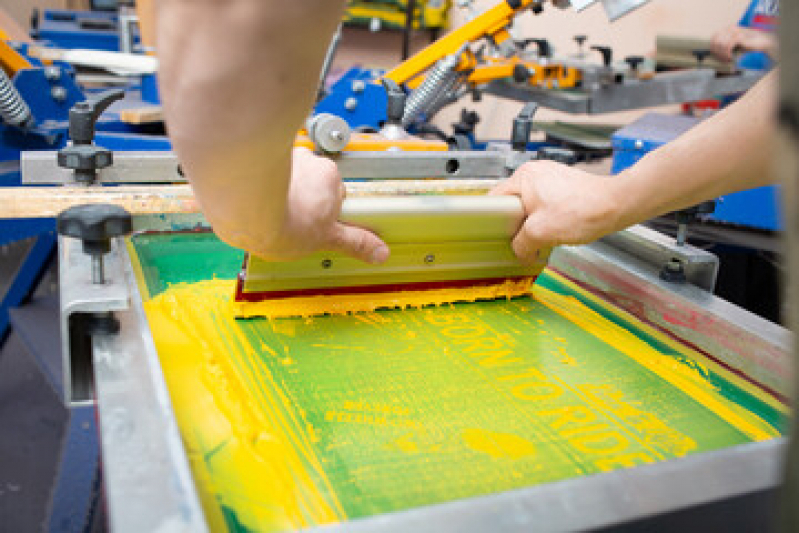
[234,245,550,318]
[233,195,548,318]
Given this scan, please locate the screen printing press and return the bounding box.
[21,149,792,532]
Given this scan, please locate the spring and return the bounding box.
[0,68,33,128]
[402,52,463,128]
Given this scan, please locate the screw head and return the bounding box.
[51,86,68,102]
[351,80,366,93]
[44,66,62,81]
[344,97,358,111]
[321,259,333,269]
[424,254,435,264]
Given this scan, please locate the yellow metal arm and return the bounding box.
[383,0,535,85]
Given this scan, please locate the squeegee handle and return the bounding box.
[339,195,525,243]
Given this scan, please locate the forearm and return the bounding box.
[611,71,777,230]
[156,0,346,248]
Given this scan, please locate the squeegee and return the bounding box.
[233,195,550,318]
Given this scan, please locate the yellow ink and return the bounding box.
[461,428,537,459]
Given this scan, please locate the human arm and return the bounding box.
[155,0,388,263]
[491,71,777,261]
[711,24,778,62]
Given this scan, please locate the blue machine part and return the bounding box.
[315,67,388,130]
[140,73,160,104]
[33,9,139,52]
[611,113,781,231]
[738,0,778,72]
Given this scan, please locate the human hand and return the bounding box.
[711,25,777,62]
[489,161,622,262]
[215,147,389,263]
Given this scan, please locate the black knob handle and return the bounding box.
[452,109,480,135]
[381,78,406,124]
[675,200,716,223]
[692,49,711,65]
[525,38,551,58]
[57,204,132,256]
[625,55,645,71]
[591,45,613,67]
[68,89,125,145]
[574,35,587,48]
[511,102,538,152]
[513,63,531,83]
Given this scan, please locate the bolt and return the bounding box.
[44,66,61,82]
[329,130,344,142]
[51,86,67,102]
[351,80,366,93]
[424,254,435,264]
[321,258,333,269]
[634,139,644,150]
[344,97,358,111]
[91,255,105,284]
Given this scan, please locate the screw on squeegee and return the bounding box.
[321,259,333,269]
[692,49,711,66]
[57,204,133,285]
[424,254,436,264]
[57,89,124,185]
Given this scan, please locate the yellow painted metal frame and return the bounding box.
[0,38,31,76]
[383,0,534,85]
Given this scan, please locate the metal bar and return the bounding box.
[322,439,784,532]
[85,243,208,532]
[600,224,719,292]
[21,150,509,184]
[485,70,763,115]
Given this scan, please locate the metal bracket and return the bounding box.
[600,225,719,292]
[59,235,129,406]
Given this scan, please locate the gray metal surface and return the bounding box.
[319,439,784,533]
[59,236,129,406]
[58,238,209,532]
[90,258,208,533]
[486,69,763,114]
[601,0,651,21]
[601,224,719,292]
[22,150,509,184]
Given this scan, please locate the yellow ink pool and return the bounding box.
[129,232,786,532]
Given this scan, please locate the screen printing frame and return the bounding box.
[59,215,791,532]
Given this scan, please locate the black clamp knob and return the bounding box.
[57,203,132,284]
[625,55,645,72]
[574,35,587,49]
[692,49,711,65]
[452,109,480,136]
[591,45,613,67]
[530,0,544,14]
[521,38,551,58]
[57,89,124,185]
[381,78,406,126]
[513,63,532,83]
[675,200,716,224]
[511,102,538,152]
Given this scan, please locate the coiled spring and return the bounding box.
[0,68,33,128]
[401,50,464,128]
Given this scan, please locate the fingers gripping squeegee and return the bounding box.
[234,195,550,318]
